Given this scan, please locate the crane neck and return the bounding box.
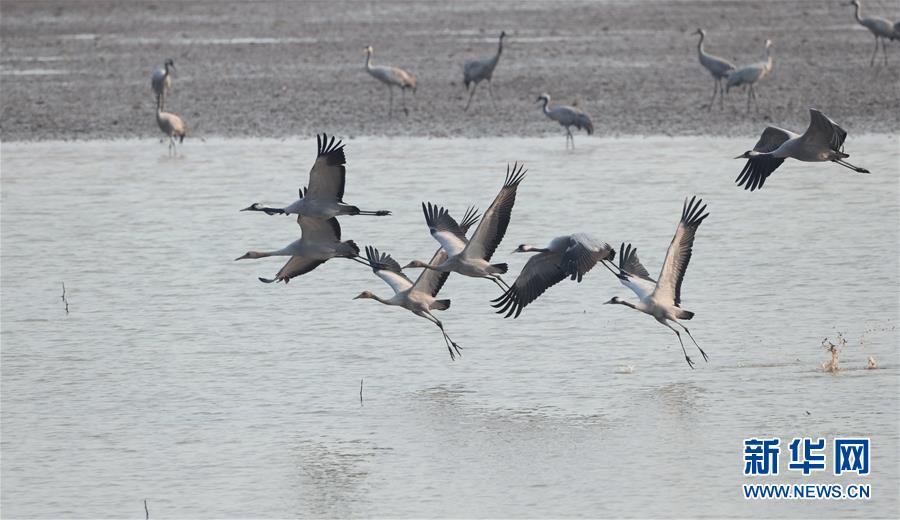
[365,51,372,70]
[614,299,639,311]
[853,2,863,23]
[540,97,550,114]
[696,32,705,54]
[497,35,504,57]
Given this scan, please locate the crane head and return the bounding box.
[512,244,532,253]
[500,30,507,39]
[603,297,621,305]
[848,0,859,6]
[353,291,376,300]
[765,39,773,49]
[164,58,175,70]
[536,93,550,104]
[695,28,704,36]
[734,150,752,159]
[364,45,373,54]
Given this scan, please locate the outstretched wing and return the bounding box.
[615,242,657,302]
[801,108,847,152]
[422,202,469,257]
[463,162,526,261]
[490,250,568,319]
[298,215,341,243]
[305,133,347,202]
[651,197,709,307]
[259,257,326,284]
[736,126,793,191]
[564,234,613,282]
[364,246,412,294]
[412,206,480,297]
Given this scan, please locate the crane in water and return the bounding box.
[604,197,710,369]
[155,106,185,156]
[536,93,594,149]
[694,29,735,110]
[241,134,391,218]
[151,58,175,110]
[364,46,417,117]
[403,163,526,291]
[355,208,479,360]
[734,108,871,191]
[491,234,615,318]
[463,31,506,111]
[726,39,774,112]
[235,215,368,283]
[849,0,900,66]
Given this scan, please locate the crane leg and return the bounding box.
[676,322,708,362]
[719,79,726,109]
[388,87,394,118]
[882,38,888,66]
[487,80,497,109]
[707,79,718,111]
[423,312,461,360]
[870,36,879,66]
[833,158,870,173]
[662,321,694,369]
[464,83,477,111]
[401,88,409,116]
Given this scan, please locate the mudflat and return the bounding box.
[1,0,898,141]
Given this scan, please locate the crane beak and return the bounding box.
[240,203,259,211]
[235,253,250,261]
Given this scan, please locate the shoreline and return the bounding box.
[2,0,899,142]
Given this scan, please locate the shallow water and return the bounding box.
[1,136,898,518]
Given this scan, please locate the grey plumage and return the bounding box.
[850,0,900,66]
[463,31,506,111]
[694,29,735,110]
[726,39,774,113]
[364,46,417,118]
[536,93,594,149]
[151,58,174,110]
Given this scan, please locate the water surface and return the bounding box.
[2,136,898,518]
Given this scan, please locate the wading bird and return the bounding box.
[734,108,870,191]
[403,163,526,290]
[604,197,709,369]
[355,208,479,360]
[536,93,594,149]
[156,106,185,156]
[694,29,735,110]
[151,58,175,110]
[849,0,899,66]
[241,134,391,218]
[235,215,367,283]
[726,39,774,112]
[463,30,506,111]
[364,46,417,117]
[491,234,615,318]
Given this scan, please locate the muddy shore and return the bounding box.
[1,0,898,141]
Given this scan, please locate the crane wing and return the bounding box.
[564,234,614,282]
[412,206,480,297]
[364,246,413,294]
[650,197,709,307]
[422,202,469,257]
[298,215,341,243]
[305,133,347,202]
[615,242,657,302]
[735,126,794,191]
[259,257,326,284]
[463,162,526,261]
[490,250,567,319]
[801,108,847,152]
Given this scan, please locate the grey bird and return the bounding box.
[734,108,870,191]
[491,234,615,318]
[463,30,506,111]
[694,29,735,110]
[726,39,774,113]
[536,93,594,149]
[849,0,900,66]
[151,58,174,110]
[364,46,417,117]
[604,197,710,369]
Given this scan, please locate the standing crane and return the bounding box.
[536,93,594,149]
[491,234,615,318]
[849,0,900,66]
[463,31,506,111]
[241,134,391,218]
[604,197,710,369]
[151,58,175,110]
[734,108,870,191]
[355,208,479,360]
[364,46,417,118]
[403,163,526,290]
[726,39,774,112]
[694,29,735,110]
[156,106,185,156]
[235,215,368,283]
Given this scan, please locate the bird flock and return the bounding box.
[148,3,886,368]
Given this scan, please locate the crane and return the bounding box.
[364,46,417,117]
[604,197,710,368]
[463,31,506,111]
[734,108,870,191]
[694,29,735,110]
[726,39,774,112]
[155,106,185,156]
[151,58,174,110]
[536,93,594,149]
[241,134,391,218]
[849,0,900,66]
